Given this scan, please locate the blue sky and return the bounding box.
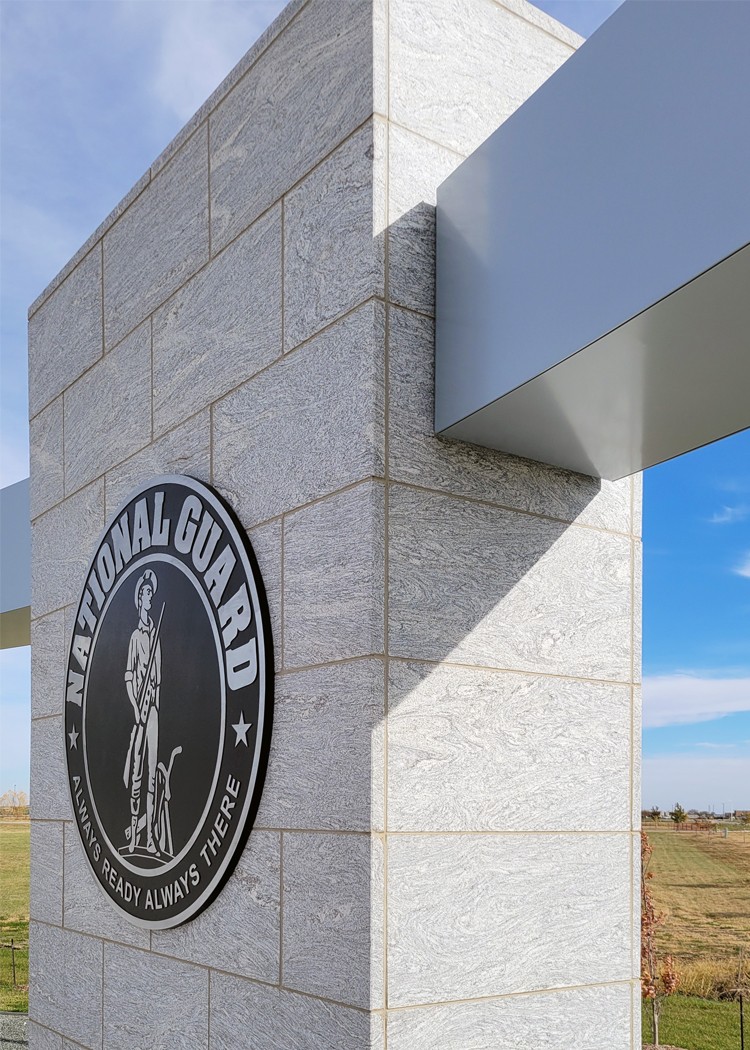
[2,0,749,811]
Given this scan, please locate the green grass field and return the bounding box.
[0,821,30,1012]
[642,994,745,1050]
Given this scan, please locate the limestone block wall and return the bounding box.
[27,1,642,1047]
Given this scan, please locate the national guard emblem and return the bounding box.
[64,475,273,928]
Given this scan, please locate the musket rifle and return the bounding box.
[123,603,165,787]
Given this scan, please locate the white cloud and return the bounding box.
[643,754,750,811]
[643,673,750,728]
[735,553,750,578]
[710,504,750,524]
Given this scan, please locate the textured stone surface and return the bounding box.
[284,482,384,667]
[64,320,151,491]
[104,410,210,514]
[31,480,104,618]
[153,205,281,435]
[64,831,149,949]
[30,922,102,1048]
[248,519,282,671]
[256,660,384,831]
[387,305,631,532]
[387,124,460,315]
[634,536,643,682]
[388,484,632,681]
[387,832,631,1006]
[388,662,631,831]
[210,0,372,253]
[283,832,380,1008]
[386,981,632,1050]
[104,126,208,348]
[152,831,280,982]
[210,972,373,1050]
[632,685,642,829]
[389,0,574,157]
[30,397,64,518]
[26,1022,62,1050]
[103,944,208,1049]
[284,122,384,350]
[31,609,66,718]
[28,245,102,418]
[29,822,63,926]
[213,302,384,527]
[30,717,71,821]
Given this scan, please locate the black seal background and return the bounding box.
[65,476,274,928]
[85,559,222,865]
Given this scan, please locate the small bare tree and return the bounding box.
[641,831,679,1045]
[0,788,29,819]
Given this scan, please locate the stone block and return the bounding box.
[283,831,381,1009]
[31,609,66,719]
[27,1023,62,1050]
[284,482,384,667]
[210,972,373,1050]
[387,662,631,831]
[31,480,104,619]
[256,660,384,832]
[64,830,149,949]
[209,0,373,253]
[634,537,643,682]
[387,123,460,315]
[30,717,71,821]
[29,922,102,1048]
[388,484,632,682]
[28,245,102,418]
[284,121,385,350]
[153,205,281,435]
[387,832,631,1006]
[30,397,64,519]
[103,944,208,1049]
[386,981,632,1050]
[104,411,210,515]
[632,686,642,830]
[387,305,631,532]
[389,0,574,157]
[248,519,282,672]
[104,126,208,348]
[633,471,643,536]
[213,302,384,527]
[29,821,63,926]
[63,320,151,491]
[152,831,280,982]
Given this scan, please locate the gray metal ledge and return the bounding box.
[0,479,30,648]
[436,0,750,480]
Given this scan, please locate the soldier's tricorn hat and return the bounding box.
[134,568,158,608]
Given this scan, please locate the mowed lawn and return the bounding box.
[646,829,750,959]
[0,821,30,1011]
[641,829,750,1050]
[642,994,743,1050]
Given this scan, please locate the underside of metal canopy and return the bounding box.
[436,0,750,480]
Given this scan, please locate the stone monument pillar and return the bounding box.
[27,0,640,1046]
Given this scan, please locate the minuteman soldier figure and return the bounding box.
[124,570,163,855]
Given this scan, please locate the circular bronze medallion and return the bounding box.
[64,475,273,928]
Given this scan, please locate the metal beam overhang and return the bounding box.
[435,0,750,480]
[0,479,31,649]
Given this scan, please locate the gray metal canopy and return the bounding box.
[0,479,30,648]
[435,0,750,480]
